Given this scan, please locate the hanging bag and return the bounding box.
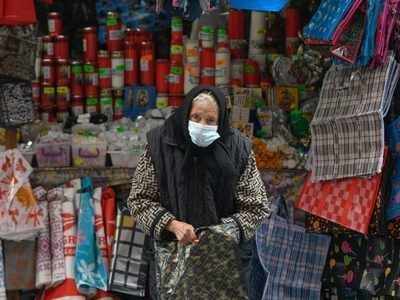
[0,77,34,127]
[0,25,37,81]
[256,196,331,300]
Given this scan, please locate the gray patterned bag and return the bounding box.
[0,77,34,127]
[0,25,37,81]
[154,223,248,300]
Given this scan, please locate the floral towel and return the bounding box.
[48,188,66,286]
[75,177,108,295]
[43,186,84,300]
[0,149,32,210]
[34,186,52,289]
[0,150,44,240]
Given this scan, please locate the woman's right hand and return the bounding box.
[166,220,199,245]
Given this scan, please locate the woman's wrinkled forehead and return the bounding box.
[192,92,218,108]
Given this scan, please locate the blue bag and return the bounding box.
[303,0,355,42]
[229,0,288,12]
[256,196,331,300]
[357,0,383,66]
[75,177,108,295]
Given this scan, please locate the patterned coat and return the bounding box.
[127,145,271,241]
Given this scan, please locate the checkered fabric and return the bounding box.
[310,56,399,181]
[108,210,148,297]
[296,167,384,234]
[256,201,331,300]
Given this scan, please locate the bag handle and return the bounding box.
[275,195,294,223]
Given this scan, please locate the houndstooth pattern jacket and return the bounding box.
[128,145,271,241]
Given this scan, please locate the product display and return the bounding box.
[2,1,400,299]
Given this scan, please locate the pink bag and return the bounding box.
[331,0,367,63]
[331,0,364,44]
[372,0,400,66]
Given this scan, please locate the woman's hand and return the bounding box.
[166,220,199,245]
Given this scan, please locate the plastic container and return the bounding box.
[72,141,107,167]
[109,150,138,168]
[35,141,71,168]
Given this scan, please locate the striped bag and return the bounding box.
[310,56,399,181]
[256,197,331,300]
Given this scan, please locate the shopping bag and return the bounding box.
[0,25,37,81]
[322,233,367,298]
[154,223,248,300]
[356,0,383,66]
[371,0,400,66]
[302,150,391,235]
[310,57,399,181]
[359,238,400,296]
[303,0,355,43]
[330,0,366,64]
[297,170,384,234]
[108,211,148,297]
[0,77,34,127]
[75,177,108,295]
[256,196,331,300]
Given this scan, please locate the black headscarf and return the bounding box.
[158,85,240,228]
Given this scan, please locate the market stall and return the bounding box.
[1,0,400,299]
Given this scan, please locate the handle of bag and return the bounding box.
[275,195,294,224]
[78,148,100,158]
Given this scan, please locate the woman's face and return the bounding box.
[189,99,219,126]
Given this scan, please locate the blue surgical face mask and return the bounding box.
[188,120,220,147]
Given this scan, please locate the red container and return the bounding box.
[230,59,244,87]
[228,10,245,40]
[98,50,112,89]
[171,16,183,45]
[40,109,56,123]
[71,60,84,97]
[169,59,183,95]
[284,7,301,38]
[32,80,40,104]
[56,59,70,86]
[106,12,123,52]
[125,28,135,44]
[168,95,184,107]
[54,35,69,59]
[84,61,99,97]
[48,12,63,36]
[244,59,261,87]
[56,86,70,111]
[140,42,154,85]
[83,27,98,63]
[41,58,56,85]
[200,48,215,86]
[135,28,152,45]
[124,41,138,86]
[71,96,84,116]
[113,89,124,120]
[42,35,54,58]
[40,84,55,111]
[156,59,169,93]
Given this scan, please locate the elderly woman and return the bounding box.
[128,86,271,297]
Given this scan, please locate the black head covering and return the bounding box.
[159,85,239,228]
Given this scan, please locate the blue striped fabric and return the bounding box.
[256,211,331,300]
